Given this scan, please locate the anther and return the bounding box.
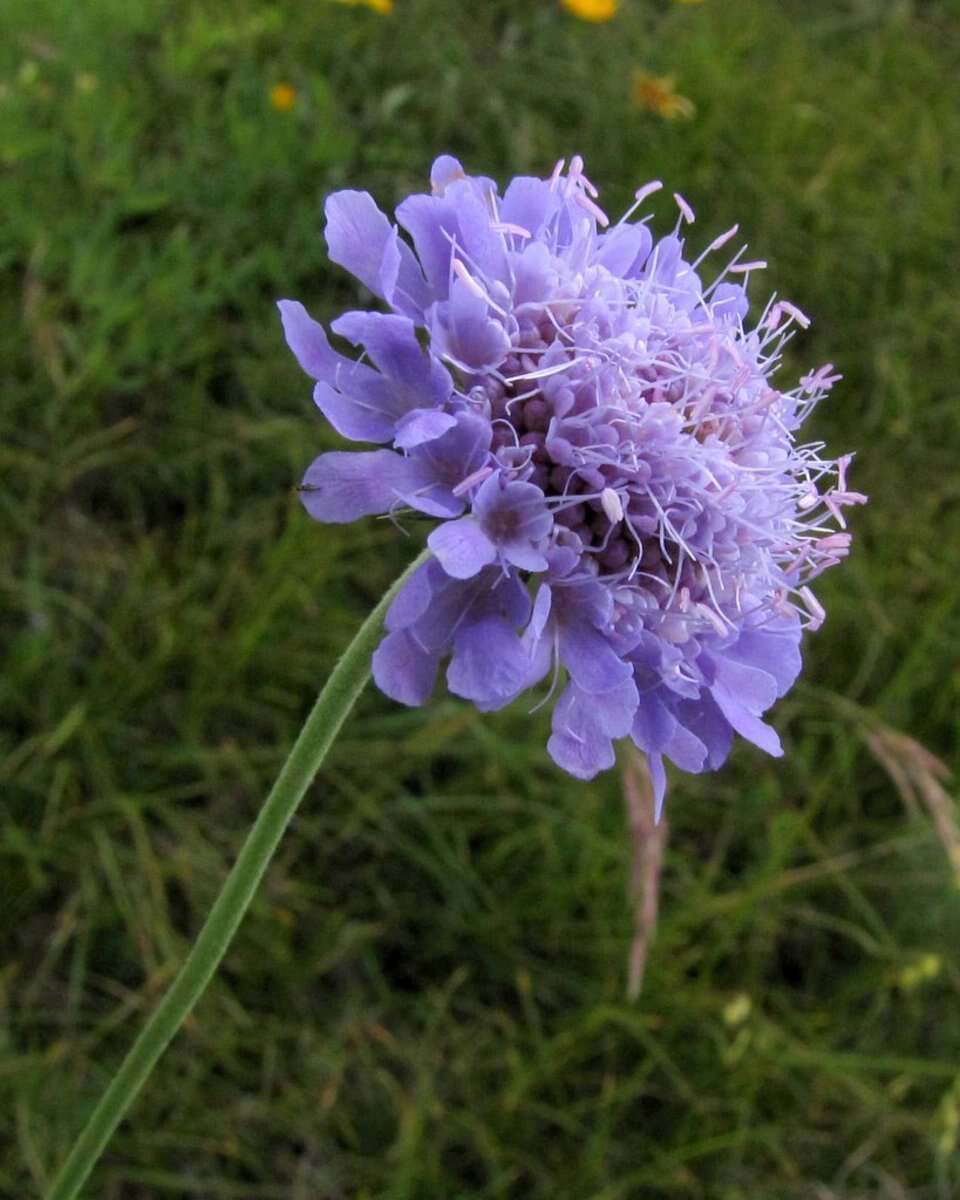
[673,193,695,224]
[600,487,624,524]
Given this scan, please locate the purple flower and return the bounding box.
[428,474,552,578]
[280,156,865,812]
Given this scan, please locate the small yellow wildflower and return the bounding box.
[270,82,297,112]
[560,0,618,22]
[722,993,752,1027]
[897,953,942,990]
[630,71,695,120]
[332,0,393,13]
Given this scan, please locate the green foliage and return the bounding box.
[2,0,959,1196]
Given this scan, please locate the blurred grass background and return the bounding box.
[2,0,960,1196]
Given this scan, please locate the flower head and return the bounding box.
[280,156,865,811]
[631,71,695,120]
[269,82,297,112]
[332,0,393,12]
[560,0,618,22]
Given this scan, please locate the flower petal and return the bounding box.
[300,451,431,523]
[712,657,779,714]
[447,616,529,704]
[428,517,497,579]
[710,679,783,757]
[430,278,511,372]
[325,190,397,297]
[372,629,439,706]
[647,752,668,822]
[394,409,459,450]
[501,176,560,239]
[332,311,452,410]
[313,380,396,444]
[675,696,734,770]
[547,681,636,780]
[631,692,677,753]
[596,223,652,277]
[726,626,802,697]
[559,616,633,693]
[384,562,435,633]
[663,723,707,772]
[395,193,460,300]
[277,300,342,382]
[502,541,550,572]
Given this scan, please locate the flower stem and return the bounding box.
[47,548,431,1200]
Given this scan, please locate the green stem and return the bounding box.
[47,548,432,1200]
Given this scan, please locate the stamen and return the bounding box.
[452,465,496,497]
[574,190,610,227]
[836,452,852,491]
[695,602,730,636]
[705,224,739,254]
[817,532,852,555]
[451,257,509,318]
[490,221,532,239]
[766,299,809,332]
[504,358,580,384]
[634,180,663,205]
[799,586,826,630]
[601,487,624,524]
[800,364,842,392]
[673,193,695,224]
[452,257,489,299]
[777,300,811,329]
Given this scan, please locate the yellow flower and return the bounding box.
[630,71,695,120]
[560,0,618,22]
[897,953,942,990]
[332,0,393,12]
[722,993,752,1027]
[270,82,297,112]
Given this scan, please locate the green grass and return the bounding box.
[2,0,960,1196]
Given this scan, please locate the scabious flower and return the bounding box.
[279,155,865,811]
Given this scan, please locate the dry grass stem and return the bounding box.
[865,724,960,883]
[622,746,669,1000]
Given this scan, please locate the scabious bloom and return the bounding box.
[279,155,865,811]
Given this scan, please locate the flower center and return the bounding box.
[481,344,642,580]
